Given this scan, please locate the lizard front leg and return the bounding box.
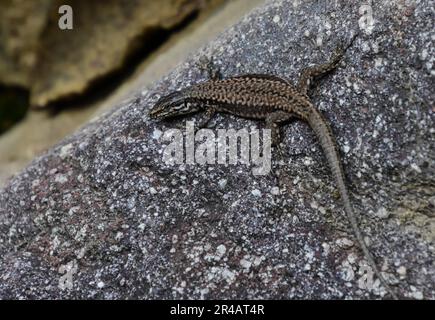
[296,48,344,95]
[172,107,216,131]
[297,35,358,95]
[196,106,216,129]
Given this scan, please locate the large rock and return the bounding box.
[0,0,221,107]
[30,0,221,108]
[0,0,51,87]
[0,0,433,299]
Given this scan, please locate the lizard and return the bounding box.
[148,40,399,300]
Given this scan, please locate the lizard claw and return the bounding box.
[198,55,222,81]
[331,33,359,67]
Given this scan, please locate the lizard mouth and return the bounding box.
[149,105,184,120]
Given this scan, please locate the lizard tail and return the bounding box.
[308,111,399,300]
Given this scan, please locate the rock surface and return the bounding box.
[0,0,434,299]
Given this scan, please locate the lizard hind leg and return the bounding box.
[265,111,294,162]
[265,111,293,188]
[265,111,293,146]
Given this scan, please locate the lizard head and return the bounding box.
[149,90,201,120]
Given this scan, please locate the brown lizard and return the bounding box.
[149,41,398,299]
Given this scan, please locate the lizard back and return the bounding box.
[186,75,313,119]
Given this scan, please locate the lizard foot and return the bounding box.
[198,55,222,81]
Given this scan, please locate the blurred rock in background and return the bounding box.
[0,0,52,88]
[0,0,220,107]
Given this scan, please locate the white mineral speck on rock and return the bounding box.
[410,163,422,173]
[31,179,40,188]
[253,256,263,266]
[76,247,86,259]
[200,288,209,296]
[322,243,330,255]
[152,129,163,140]
[318,206,326,215]
[341,261,355,282]
[397,266,407,277]
[347,253,357,264]
[218,179,227,189]
[149,187,157,195]
[172,235,178,243]
[375,207,389,219]
[361,41,370,52]
[60,143,73,159]
[411,289,424,300]
[336,238,354,248]
[305,249,314,261]
[97,281,105,289]
[55,174,68,184]
[273,15,280,23]
[375,58,383,68]
[373,130,379,138]
[316,36,322,47]
[216,244,226,256]
[303,157,312,165]
[270,186,280,195]
[222,269,236,283]
[240,259,252,270]
[68,206,80,216]
[251,189,262,197]
[420,48,428,60]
